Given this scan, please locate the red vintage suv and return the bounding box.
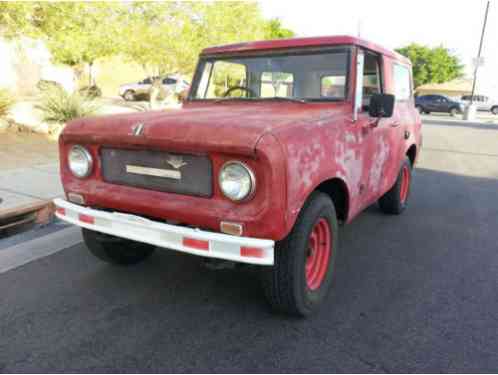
[54,36,421,316]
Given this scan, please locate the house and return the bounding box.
[415,78,473,99]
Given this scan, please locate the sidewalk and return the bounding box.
[0,131,62,233]
[421,113,498,127]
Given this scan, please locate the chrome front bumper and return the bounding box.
[53,199,274,265]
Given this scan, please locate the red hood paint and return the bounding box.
[62,102,350,155]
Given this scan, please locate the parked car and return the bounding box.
[460,95,498,115]
[415,94,464,116]
[118,75,190,101]
[54,36,422,316]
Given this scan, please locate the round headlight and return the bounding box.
[219,161,256,202]
[68,145,93,178]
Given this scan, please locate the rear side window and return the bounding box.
[260,72,294,97]
[393,64,412,101]
[321,75,346,98]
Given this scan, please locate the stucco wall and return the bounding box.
[0,37,76,95]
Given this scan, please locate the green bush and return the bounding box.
[0,89,14,117]
[36,86,100,123]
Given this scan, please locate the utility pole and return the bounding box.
[470,0,490,105]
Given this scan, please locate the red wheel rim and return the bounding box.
[399,165,410,204]
[305,218,332,291]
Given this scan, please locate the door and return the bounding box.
[434,95,450,112]
[425,95,439,112]
[137,77,153,95]
[354,50,403,206]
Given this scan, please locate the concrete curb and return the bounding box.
[422,118,498,129]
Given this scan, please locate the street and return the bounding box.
[1,119,498,373]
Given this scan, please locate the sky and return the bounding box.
[260,0,498,96]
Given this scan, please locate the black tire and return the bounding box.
[449,107,459,116]
[379,157,412,215]
[424,111,431,115]
[415,105,423,114]
[123,90,135,101]
[261,192,339,317]
[491,106,498,115]
[82,228,155,265]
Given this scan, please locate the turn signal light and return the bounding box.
[220,221,243,236]
[67,192,85,205]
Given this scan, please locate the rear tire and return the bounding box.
[415,105,423,114]
[82,228,155,265]
[379,157,412,215]
[261,192,339,317]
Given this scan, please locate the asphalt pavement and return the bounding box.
[1,119,498,372]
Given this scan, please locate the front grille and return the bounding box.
[100,148,212,197]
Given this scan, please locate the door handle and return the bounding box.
[390,122,400,128]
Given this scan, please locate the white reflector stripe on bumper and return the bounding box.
[53,198,274,266]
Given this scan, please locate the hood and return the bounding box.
[63,102,349,156]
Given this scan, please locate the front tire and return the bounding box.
[379,157,412,215]
[82,228,155,265]
[449,107,459,116]
[261,192,338,316]
[491,106,498,115]
[415,105,423,114]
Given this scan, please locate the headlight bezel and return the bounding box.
[68,145,93,178]
[218,161,256,202]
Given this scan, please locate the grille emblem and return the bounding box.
[132,123,145,136]
[166,155,188,169]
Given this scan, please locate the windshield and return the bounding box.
[191,49,350,102]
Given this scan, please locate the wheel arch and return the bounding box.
[314,177,350,223]
[406,144,417,166]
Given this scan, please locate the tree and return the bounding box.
[396,43,464,88]
[264,18,295,39]
[0,2,296,84]
[0,2,125,85]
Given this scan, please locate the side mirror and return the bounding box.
[369,93,395,118]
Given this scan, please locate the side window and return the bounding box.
[393,64,412,101]
[163,78,177,85]
[362,53,382,103]
[205,61,247,98]
[142,78,152,84]
[260,72,294,97]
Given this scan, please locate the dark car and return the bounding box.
[415,95,464,116]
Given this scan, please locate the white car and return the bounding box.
[118,75,190,101]
[461,95,498,115]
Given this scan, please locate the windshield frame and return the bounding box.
[187,46,353,103]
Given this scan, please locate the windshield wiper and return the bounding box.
[263,96,308,104]
[213,96,308,104]
[213,97,255,103]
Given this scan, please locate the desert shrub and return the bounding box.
[36,86,100,123]
[0,89,14,117]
